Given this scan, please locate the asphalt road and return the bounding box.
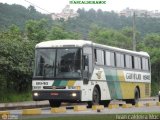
[2,98,160,120]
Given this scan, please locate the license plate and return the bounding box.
[51,93,59,96]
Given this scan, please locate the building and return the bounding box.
[51,5,79,21]
[119,8,160,18]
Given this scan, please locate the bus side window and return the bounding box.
[142,57,149,71]
[132,56,135,69]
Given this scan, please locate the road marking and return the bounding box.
[122,104,132,108]
[73,105,87,111]
[51,107,66,113]
[146,102,154,107]
[92,105,104,110]
[22,108,41,115]
[135,103,143,107]
[108,104,119,109]
[156,102,160,106]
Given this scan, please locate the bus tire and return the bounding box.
[88,87,100,108]
[100,100,110,107]
[49,100,61,107]
[126,88,140,105]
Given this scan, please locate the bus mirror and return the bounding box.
[84,77,89,84]
[83,55,89,66]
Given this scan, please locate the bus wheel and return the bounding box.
[88,87,100,108]
[134,88,140,104]
[126,88,140,105]
[100,100,110,107]
[49,100,61,107]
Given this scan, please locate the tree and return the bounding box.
[137,33,160,95]
[48,25,81,40]
[0,24,35,97]
[25,19,48,42]
[89,26,132,49]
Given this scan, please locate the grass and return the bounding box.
[0,91,32,103]
[26,115,116,120]
[26,113,160,120]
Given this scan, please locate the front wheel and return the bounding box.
[49,100,61,107]
[100,100,110,107]
[88,87,100,108]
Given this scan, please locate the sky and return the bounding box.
[0,0,160,14]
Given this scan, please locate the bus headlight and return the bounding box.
[72,93,77,97]
[33,92,39,97]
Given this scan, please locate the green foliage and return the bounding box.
[48,25,81,40]
[151,82,160,96]
[0,24,34,100]
[64,8,160,39]
[89,26,132,49]
[0,91,32,102]
[0,3,51,30]
[25,19,49,42]
[138,33,160,95]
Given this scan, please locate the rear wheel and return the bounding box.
[88,87,100,108]
[49,100,61,107]
[126,88,140,105]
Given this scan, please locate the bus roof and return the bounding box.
[36,40,149,57]
[36,40,92,48]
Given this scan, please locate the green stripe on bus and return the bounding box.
[52,80,68,86]
[105,69,122,99]
[52,80,61,86]
[59,80,68,86]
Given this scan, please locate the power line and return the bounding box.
[24,0,51,14]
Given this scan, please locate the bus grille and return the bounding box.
[43,86,66,89]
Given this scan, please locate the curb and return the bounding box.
[0,101,49,110]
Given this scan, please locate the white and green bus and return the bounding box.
[32,40,151,107]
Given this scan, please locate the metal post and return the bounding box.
[132,11,136,51]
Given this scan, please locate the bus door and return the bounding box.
[83,47,93,84]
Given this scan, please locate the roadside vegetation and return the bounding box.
[0,3,160,102]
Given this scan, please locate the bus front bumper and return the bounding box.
[32,90,81,102]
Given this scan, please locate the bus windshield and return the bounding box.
[34,48,81,79]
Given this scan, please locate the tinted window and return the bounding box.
[125,54,132,68]
[134,56,141,70]
[116,53,124,68]
[142,58,149,70]
[105,51,115,66]
[96,49,104,65]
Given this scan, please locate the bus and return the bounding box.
[32,40,151,107]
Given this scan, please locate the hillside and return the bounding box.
[64,8,160,38]
[0,3,160,37]
[0,3,51,30]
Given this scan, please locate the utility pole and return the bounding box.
[132,11,136,51]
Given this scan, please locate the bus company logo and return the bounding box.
[96,71,102,79]
[69,0,107,4]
